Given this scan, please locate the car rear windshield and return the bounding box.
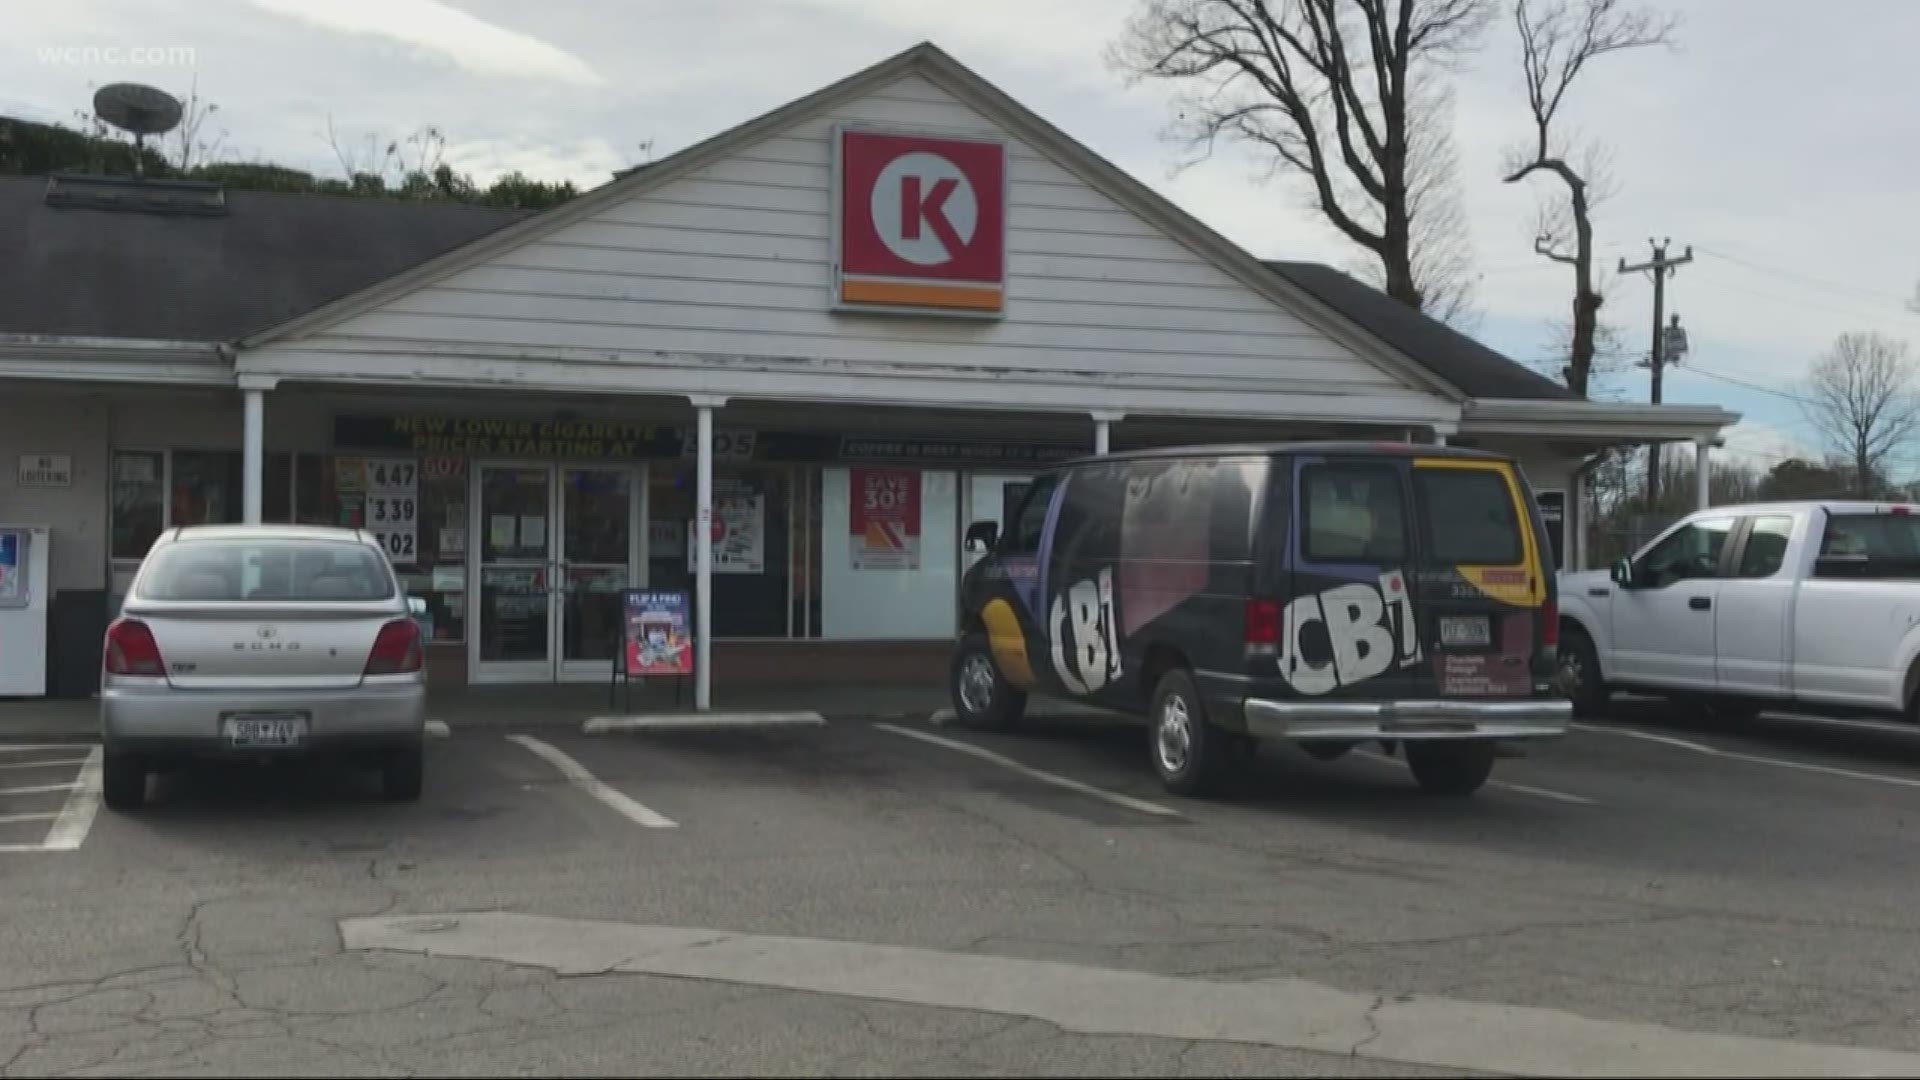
[1414,468,1524,565]
[138,539,396,601]
[1816,514,1920,578]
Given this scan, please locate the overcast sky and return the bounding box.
[14,0,1920,470]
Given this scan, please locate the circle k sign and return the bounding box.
[835,128,1006,314]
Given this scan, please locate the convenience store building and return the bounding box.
[0,43,1736,701]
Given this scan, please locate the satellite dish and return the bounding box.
[92,83,182,177]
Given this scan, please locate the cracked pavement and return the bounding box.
[6,703,1920,1075]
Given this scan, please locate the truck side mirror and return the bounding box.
[1610,558,1634,588]
[964,521,999,553]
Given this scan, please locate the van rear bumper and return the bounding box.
[1243,697,1570,741]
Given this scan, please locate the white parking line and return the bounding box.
[0,812,57,825]
[1573,721,1920,790]
[0,744,95,754]
[873,723,1183,819]
[0,757,88,770]
[505,734,678,829]
[0,782,78,796]
[1353,750,1596,805]
[43,748,103,851]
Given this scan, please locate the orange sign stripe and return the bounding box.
[840,279,1003,310]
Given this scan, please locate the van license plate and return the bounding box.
[225,714,308,749]
[1439,616,1491,648]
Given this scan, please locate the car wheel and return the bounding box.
[101,750,147,811]
[950,633,1027,730]
[1149,669,1227,797]
[1406,741,1496,797]
[382,745,424,802]
[1557,627,1610,718]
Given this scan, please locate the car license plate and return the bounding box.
[224,713,308,749]
[1439,615,1492,648]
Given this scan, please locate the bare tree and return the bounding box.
[1801,332,1920,497]
[1114,0,1494,312]
[168,77,225,172]
[1504,0,1675,397]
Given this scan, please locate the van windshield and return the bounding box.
[1415,468,1523,565]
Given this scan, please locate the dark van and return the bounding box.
[950,443,1570,797]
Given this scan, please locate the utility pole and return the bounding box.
[1620,238,1693,503]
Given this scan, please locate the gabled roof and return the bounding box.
[0,175,527,341]
[233,43,1468,403]
[1265,262,1574,401]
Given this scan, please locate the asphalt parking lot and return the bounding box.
[6,701,1920,1076]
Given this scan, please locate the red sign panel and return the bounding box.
[850,468,922,569]
[836,128,1006,314]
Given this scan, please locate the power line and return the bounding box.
[1694,246,1911,307]
[1682,364,1813,405]
[1686,269,1918,326]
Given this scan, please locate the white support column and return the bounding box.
[690,396,726,712]
[1090,411,1124,455]
[241,388,265,524]
[1695,438,1712,510]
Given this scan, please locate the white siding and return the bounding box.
[260,74,1448,419]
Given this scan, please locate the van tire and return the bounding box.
[1557,627,1609,718]
[1406,741,1496,796]
[382,745,424,802]
[102,750,147,811]
[950,634,1026,730]
[1149,669,1226,797]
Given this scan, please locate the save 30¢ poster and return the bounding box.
[850,468,920,570]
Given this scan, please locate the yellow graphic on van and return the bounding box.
[981,598,1035,688]
[1413,458,1545,607]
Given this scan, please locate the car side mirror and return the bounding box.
[964,520,999,553]
[1610,558,1634,588]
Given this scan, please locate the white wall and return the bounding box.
[0,390,109,592]
[257,73,1451,423]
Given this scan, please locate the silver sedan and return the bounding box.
[100,524,428,809]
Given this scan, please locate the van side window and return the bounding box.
[1302,463,1407,563]
[1049,464,1126,579]
[1002,474,1059,556]
[1413,468,1522,565]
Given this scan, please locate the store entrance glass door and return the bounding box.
[473,463,641,683]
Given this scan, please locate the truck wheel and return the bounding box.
[950,633,1027,730]
[101,750,147,811]
[1557,627,1610,717]
[1150,669,1228,797]
[1406,742,1496,796]
[381,745,424,802]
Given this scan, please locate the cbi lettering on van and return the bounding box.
[1279,570,1420,696]
[1050,568,1122,694]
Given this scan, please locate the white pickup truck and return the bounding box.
[1557,501,1920,721]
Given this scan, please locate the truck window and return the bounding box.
[1302,463,1406,563]
[1816,513,1920,578]
[1413,468,1522,565]
[1637,518,1734,588]
[1736,516,1794,578]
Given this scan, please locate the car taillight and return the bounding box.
[1245,597,1281,655]
[104,617,166,677]
[1542,599,1559,648]
[365,618,423,676]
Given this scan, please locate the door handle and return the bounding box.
[1688,597,1712,611]
[1587,587,1609,597]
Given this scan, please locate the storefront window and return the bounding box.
[648,466,791,638]
[111,451,165,560]
[170,450,242,529]
[293,453,468,642]
[819,467,958,639]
